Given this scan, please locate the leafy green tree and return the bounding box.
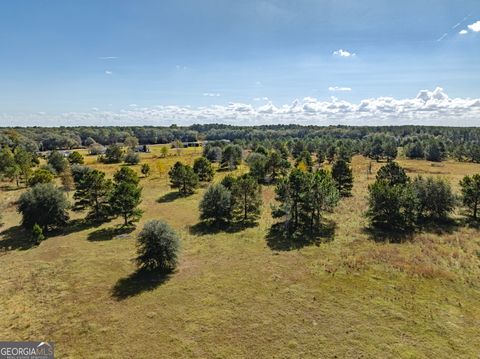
[231,174,262,222]
[265,150,290,182]
[89,143,106,155]
[291,141,306,158]
[220,174,237,190]
[75,169,113,222]
[110,167,143,226]
[221,144,243,170]
[104,144,124,163]
[124,135,139,150]
[302,170,340,230]
[124,150,140,165]
[405,141,424,159]
[160,146,169,158]
[27,168,54,187]
[0,146,15,175]
[17,183,70,231]
[254,145,268,156]
[141,163,151,177]
[114,166,140,185]
[412,176,455,221]
[316,149,325,166]
[366,180,416,232]
[193,157,215,182]
[48,150,68,173]
[0,149,20,186]
[136,220,180,271]
[383,140,398,161]
[274,169,307,230]
[425,140,443,162]
[204,145,222,162]
[168,162,199,195]
[326,146,336,164]
[246,152,267,182]
[274,169,339,232]
[68,151,84,165]
[11,147,33,185]
[295,150,313,171]
[376,162,409,186]
[459,174,480,219]
[331,159,353,196]
[199,184,232,223]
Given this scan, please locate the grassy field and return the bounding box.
[1,147,480,358]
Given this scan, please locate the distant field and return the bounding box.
[1,148,480,358]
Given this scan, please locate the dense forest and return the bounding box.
[1,125,480,163]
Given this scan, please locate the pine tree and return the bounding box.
[74,169,112,222]
[231,174,262,222]
[110,167,142,226]
[193,157,215,182]
[331,159,353,196]
[168,162,199,195]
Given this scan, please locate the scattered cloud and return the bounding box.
[105,70,113,75]
[175,65,188,71]
[99,56,118,60]
[328,86,352,92]
[459,29,468,35]
[467,20,480,32]
[5,88,480,127]
[253,97,269,101]
[333,49,356,57]
[203,92,221,97]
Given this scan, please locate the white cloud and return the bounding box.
[328,86,352,92]
[4,88,480,127]
[467,20,480,32]
[459,29,468,35]
[99,56,118,60]
[105,70,113,75]
[203,93,221,97]
[333,49,356,57]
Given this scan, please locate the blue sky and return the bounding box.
[0,0,479,126]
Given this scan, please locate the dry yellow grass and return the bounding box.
[1,150,480,358]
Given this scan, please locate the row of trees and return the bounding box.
[199,174,262,224]
[366,162,480,232]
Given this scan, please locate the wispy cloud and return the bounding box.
[99,56,118,60]
[203,92,221,97]
[105,70,113,75]
[333,49,356,57]
[328,86,352,92]
[459,29,468,35]
[436,33,448,42]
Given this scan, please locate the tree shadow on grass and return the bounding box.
[157,191,183,203]
[0,225,35,252]
[111,268,173,301]
[189,220,257,236]
[417,217,461,235]
[49,218,101,237]
[87,226,135,242]
[363,217,463,243]
[362,227,414,244]
[266,220,336,251]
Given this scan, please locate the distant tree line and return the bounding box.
[2,125,480,163]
